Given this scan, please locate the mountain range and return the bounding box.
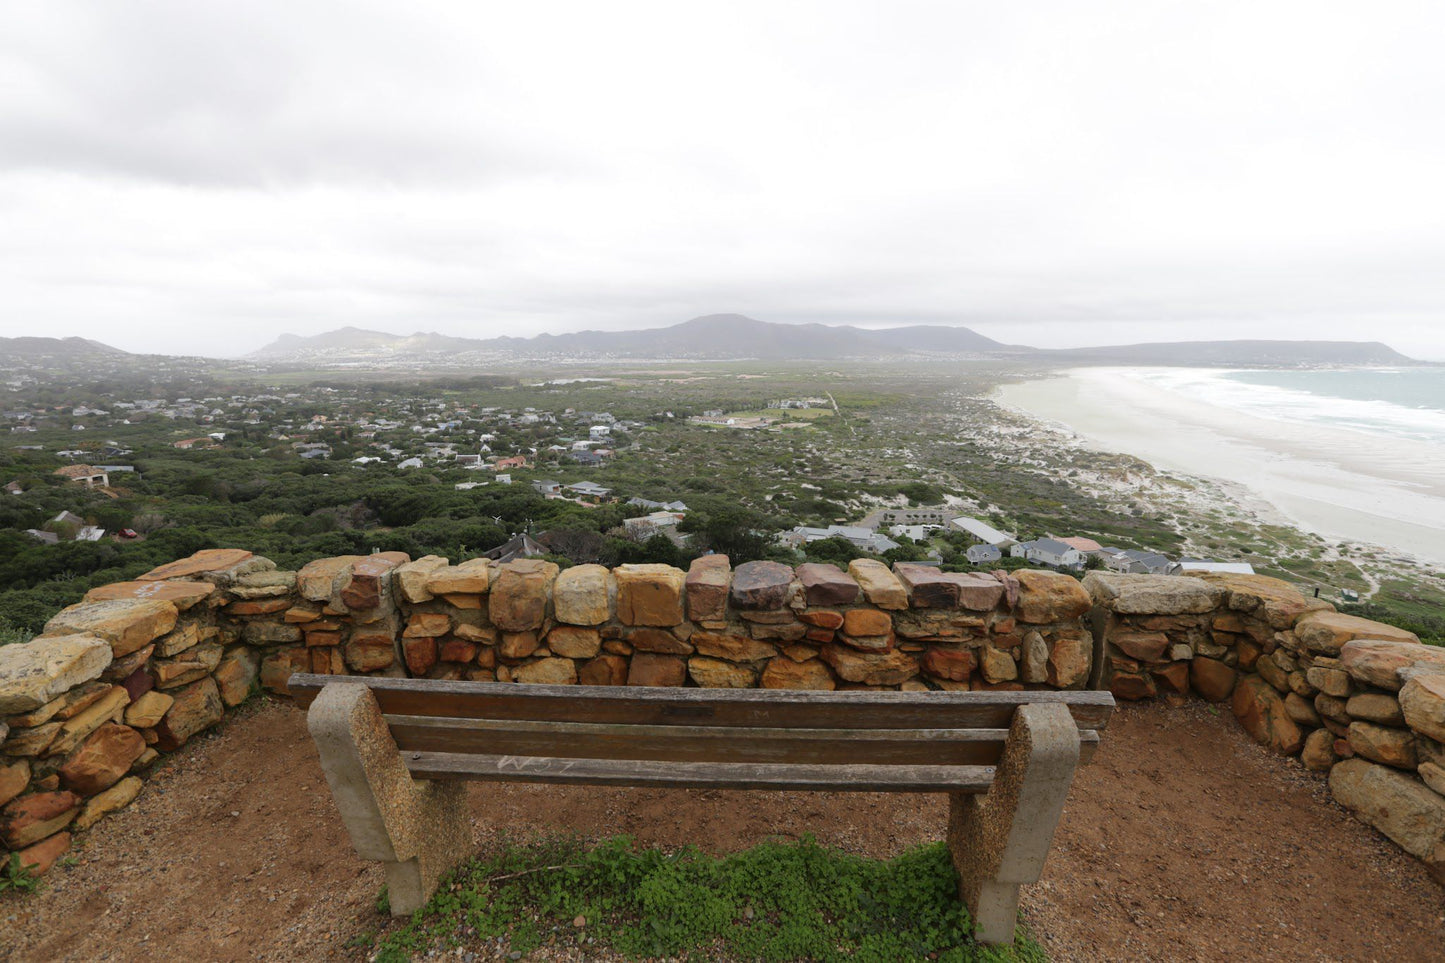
[0,317,1420,369]
[245,314,1416,366]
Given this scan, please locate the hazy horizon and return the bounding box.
[3,3,1443,359]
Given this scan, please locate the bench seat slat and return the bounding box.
[404,750,997,792]
[385,715,1101,766]
[288,675,1114,731]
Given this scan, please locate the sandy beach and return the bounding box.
[995,368,1445,568]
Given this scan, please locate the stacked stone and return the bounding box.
[0,548,262,877]
[1330,638,1445,882]
[1085,572,1227,701]
[350,556,1099,694]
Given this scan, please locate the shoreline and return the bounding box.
[993,367,1445,568]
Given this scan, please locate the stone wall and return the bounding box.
[3,549,1442,887]
[1086,570,1445,882]
[0,549,1095,875]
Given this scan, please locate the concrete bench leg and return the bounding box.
[307,681,471,916]
[948,702,1081,945]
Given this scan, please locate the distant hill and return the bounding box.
[247,314,1017,363]
[1044,339,1413,366]
[246,315,1417,367]
[0,336,130,362]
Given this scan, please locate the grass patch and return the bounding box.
[372,836,1045,962]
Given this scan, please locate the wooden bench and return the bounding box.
[289,674,1114,944]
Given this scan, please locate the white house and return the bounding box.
[966,544,1002,564]
[1010,538,1085,570]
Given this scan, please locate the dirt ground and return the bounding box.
[2,697,1442,963]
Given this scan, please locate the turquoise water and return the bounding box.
[1134,367,1445,445]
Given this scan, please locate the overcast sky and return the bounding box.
[2,2,1443,359]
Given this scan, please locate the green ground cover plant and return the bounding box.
[370,836,1045,962]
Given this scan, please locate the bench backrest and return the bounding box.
[290,675,1112,791]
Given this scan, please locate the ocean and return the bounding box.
[1131,367,1445,446]
[994,366,1445,566]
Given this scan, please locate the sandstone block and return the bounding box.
[1284,692,1322,728]
[1021,631,1049,683]
[1112,631,1169,662]
[404,637,439,675]
[1082,572,1222,615]
[1400,673,1445,744]
[978,647,1017,684]
[1199,572,1327,629]
[150,641,220,689]
[123,690,174,728]
[214,647,260,706]
[691,631,777,662]
[1330,758,1445,876]
[627,653,686,687]
[625,628,692,655]
[1348,721,1416,769]
[154,678,223,751]
[4,722,61,757]
[1306,664,1352,698]
[0,758,29,807]
[454,623,497,644]
[241,621,303,645]
[405,612,452,638]
[848,560,908,610]
[339,552,409,611]
[688,657,756,688]
[344,638,397,673]
[0,635,113,715]
[893,564,1003,610]
[17,831,70,876]
[761,658,836,690]
[1015,570,1092,623]
[839,608,889,638]
[922,647,976,683]
[547,626,602,659]
[578,655,629,686]
[795,563,861,607]
[820,645,917,686]
[614,564,686,626]
[45,686,129,758]
[685,555,731,621]
[489,560,559,632]
[1340,640,1445,691]
[1190,657,1237,702]
[427,558,492,598]
[0,790,80,849]
[514,658,578,685]
[44,599,178,659]
[74,775,143,831]
[800,610,845,630]
[227,598,291,617]
[1346,692,1406,726]
[295,555,362,602]
[87,580,216,609]
[551,564,611,626]
[1152,661,1190,695]
[1232,675,1303,755]
[260,648,309,695]
[1047,634,1091,689]
[438,639,478,664]
[1110,672,1157,701]
[1296,611,1419,656]
[729,561,794,610]
[1301,728,1338,772]
[59,722,146,795]
[395,555,449,603]
[141,549,264,585]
